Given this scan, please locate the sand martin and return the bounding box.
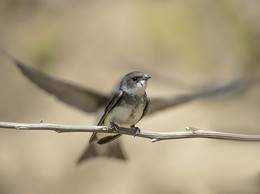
[77,71,151,163]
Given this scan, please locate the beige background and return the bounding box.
[0,0,260,193]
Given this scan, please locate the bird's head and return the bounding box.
[120,71,151,96]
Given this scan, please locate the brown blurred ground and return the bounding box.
[0,0,260,194]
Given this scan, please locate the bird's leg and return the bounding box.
[110,121,120,131]
[110,122,140,135]
[131,125,140,136]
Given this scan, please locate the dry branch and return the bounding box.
[1,121,260,142]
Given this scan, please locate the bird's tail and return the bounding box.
[76,139,127,165]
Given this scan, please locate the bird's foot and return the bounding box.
[131,125,140,136]
[110,122,120,131]
[110,122,140,136]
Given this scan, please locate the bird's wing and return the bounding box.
[89,90,123,142]
[3,51,247,116]
[4,52,109,113]
[139,94,150,122]
[97,90,123,126]
[148,77,247,115]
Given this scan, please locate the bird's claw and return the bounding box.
[110,122,140,136]
[131,126,140,136]
[110,121,120,131]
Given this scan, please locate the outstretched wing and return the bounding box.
[3,51,247,116]
[5,52,109,113]
[148,77,247,115]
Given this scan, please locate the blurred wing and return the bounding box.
[2,51,248,116]
[5,53,109,113]
[148,77,247,115]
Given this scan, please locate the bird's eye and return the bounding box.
[132,76,138,81]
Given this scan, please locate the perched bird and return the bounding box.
[3,51,246,116]
[2,51,247,164]
[77,71,151,163]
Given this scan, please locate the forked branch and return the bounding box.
[1,121,260,142]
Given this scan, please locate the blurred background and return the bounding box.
[0,0,260,193]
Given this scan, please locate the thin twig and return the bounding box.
[0,121,260,142]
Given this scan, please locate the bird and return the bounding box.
[3,51,246,116]
[77,71,151,163]
[2,51,247,164]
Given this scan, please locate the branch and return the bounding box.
[1,121,260,143]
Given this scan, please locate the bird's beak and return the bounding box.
[143,76,151,80]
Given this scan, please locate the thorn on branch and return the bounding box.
[186,127,198,132]
[150,138,159,143]
[54,129,63,133]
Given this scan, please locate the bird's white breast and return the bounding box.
[104,104,144,127]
